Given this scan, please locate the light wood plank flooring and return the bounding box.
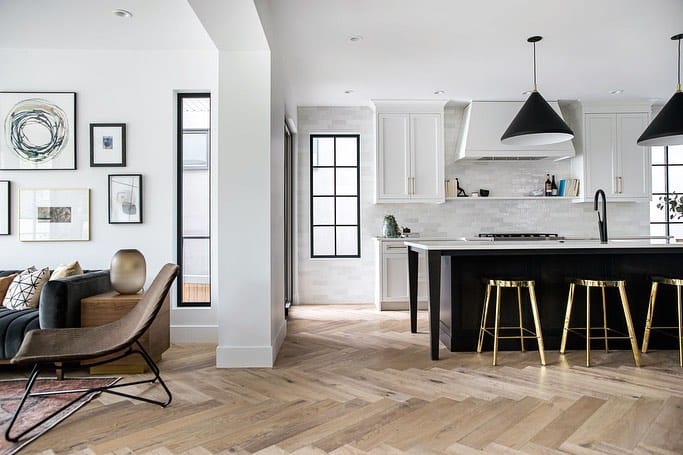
[5,305,683,454]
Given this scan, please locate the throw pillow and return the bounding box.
[0,273,18,303]
[50,261,84,281]
[3,267,50,310]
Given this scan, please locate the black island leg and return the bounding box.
[408,247,419,333]
[427,250,442,360]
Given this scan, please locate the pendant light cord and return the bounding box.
[533,41,537,92]
[677,36,681,92]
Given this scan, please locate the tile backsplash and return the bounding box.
[296,105,649,304]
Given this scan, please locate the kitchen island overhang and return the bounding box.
[405,239,683,360]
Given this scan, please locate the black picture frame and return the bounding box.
[0,91,77,170]
[0,180,10,235]
[108,174,142,224]
[90,123,126,167]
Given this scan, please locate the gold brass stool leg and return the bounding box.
[677,285,682,367]
[518,286,525,352]
[560,283,575,354]
[586,286,591,367]
[492,285,502,366]
[617,282,641,367]
[477,284,492,353]
[528,283,546,366]
[642,282,658,353]
[602,287,609,352]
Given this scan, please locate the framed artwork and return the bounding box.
[90,123,126,167]
[109,174,142,224]
[0,92,77,170]
[19,188,90,241]
[0,181,9,235]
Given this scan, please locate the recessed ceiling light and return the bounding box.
[344,89,355,94]
[433,90,446,95]
[347,35,363,43]
[112,9,133,18]
[610,89,624,95]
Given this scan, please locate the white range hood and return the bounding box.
[456,101,576,160]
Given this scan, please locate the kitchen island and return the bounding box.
[406,239,683,360]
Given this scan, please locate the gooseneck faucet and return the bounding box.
[594,189,608,243]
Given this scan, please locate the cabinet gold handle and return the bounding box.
[617,176,623,194]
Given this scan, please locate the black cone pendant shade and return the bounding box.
[637,33,683,147]
[501,36,574,146]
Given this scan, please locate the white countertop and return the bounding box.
[404,239,683,251]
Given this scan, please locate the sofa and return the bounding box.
[0,270,112,360]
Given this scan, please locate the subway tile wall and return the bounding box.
[296,105,649,304]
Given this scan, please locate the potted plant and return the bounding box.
[656,192,683,220]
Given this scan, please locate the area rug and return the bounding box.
[0,376,119,455]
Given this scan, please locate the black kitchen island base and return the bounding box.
[407,241,683,360]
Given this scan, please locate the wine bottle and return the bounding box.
[545,174,552,197]
[551,175,558,196]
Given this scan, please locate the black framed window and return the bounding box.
[177,93,211,307]
[650,145,683,238]
[310,134,360,258]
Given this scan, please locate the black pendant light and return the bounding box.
[637,33,683,146]
[501,36,574,146]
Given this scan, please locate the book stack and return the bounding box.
[558,179,580,197]
[445,179,458,198]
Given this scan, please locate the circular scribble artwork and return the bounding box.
[4,98,69,163]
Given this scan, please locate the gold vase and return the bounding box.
[110,249,146,294]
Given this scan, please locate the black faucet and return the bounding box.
[594,189,608,243]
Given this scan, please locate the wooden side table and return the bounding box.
[81,291,170,374]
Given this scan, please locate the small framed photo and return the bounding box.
[0,181,9,235]
[109,174,142,224]
[19,188,90,241]
[90,123,126,167]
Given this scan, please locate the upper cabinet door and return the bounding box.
[377,113,410,200]
[410,113,443,201]
[616,113,650,198]
[585,113,618,197]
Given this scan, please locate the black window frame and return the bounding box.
[651,145,683,238]
[310,134,361,259]
[177,92,212,307]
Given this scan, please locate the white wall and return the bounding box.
[296,105,650,304]
[0,48,220,340]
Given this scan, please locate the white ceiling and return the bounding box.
[0,0,214,50]
[1,0,681,107]
[263,0,683,106]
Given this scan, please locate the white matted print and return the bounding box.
[109,174,142,224]
[90,123,126,166]
[19,188,90,241]
[0,181,9,235]
[0,92,77,170]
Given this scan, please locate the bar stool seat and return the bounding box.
[477,278,546,366]
[642,276,683,367]
[560,277,640,367]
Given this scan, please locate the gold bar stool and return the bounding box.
[560,278,640,367]
[477,279,546,366]
[642,276,683,367]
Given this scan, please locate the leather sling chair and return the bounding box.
[4,263,179,443]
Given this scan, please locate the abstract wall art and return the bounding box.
[19,188,90,241]
[109,174,142,224]
[0,92,76,170]
[90,123,126,166]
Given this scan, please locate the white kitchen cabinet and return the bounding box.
[575,104,651,201]
[374,239,427,311]
[373,100,446,203]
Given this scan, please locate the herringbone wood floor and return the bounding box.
[5,305,683,454]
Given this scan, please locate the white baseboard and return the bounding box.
[272,320,287,364]
[170,325,218,343]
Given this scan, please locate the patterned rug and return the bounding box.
[0,376,119,455]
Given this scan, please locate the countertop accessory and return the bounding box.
[638,33,683,146]
[382,215,401,238]
[594,189,608,243]
[501,36,574,146]
[479,189,490,197]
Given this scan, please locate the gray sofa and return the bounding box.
[0,270,112,360]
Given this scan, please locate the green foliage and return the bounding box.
[657,192,683,220]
